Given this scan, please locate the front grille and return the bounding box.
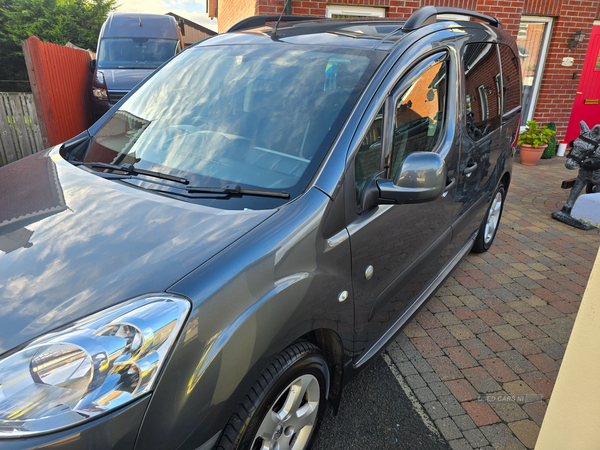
[108,90,128,104]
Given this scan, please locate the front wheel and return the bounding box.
[217,342,329,450]
[472,183,506,253]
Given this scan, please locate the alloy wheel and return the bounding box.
[251,374,320,450]
[484,191,503,244]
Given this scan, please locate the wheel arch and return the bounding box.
[500,171,511,191]
[300,328,346,414]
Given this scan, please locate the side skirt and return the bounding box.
[353,231,476,369]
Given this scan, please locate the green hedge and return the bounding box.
[542,122,557,159]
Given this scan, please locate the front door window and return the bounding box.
[388,59,448,180]
[355,108,384,202]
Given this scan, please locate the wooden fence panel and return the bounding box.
[9,94,32,159]
[0,92,44,167]
[24,94,44,152]
[22,36,93,147]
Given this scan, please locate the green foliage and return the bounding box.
[518,120,556,148]
[541,122,557,159]
[0,0,117,90]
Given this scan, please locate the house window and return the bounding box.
[516,16,553,127]
[325,5,385,18]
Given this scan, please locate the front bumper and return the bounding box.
[0,396,150,450]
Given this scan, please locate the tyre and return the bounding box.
[216,342,329,450]
[472,183,506,253]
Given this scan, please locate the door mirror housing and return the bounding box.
[90,59,96,73]
[377,152,446,204]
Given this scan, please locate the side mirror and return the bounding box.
[89,59,96,73]
[377,152,446,204]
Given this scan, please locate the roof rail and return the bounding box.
[227,15,325,33]
[402,6,501,31]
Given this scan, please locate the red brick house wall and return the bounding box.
[217,0,600,140]
[217,0,258,32]
[523,0,561,16]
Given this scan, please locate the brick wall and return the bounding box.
[523,0,561,16]
[532,0,598,140]
[475,0,523,37]
[217,0,258,32]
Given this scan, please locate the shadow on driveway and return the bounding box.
[312,356,450,450]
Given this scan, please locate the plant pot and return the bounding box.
[519,144,547,166]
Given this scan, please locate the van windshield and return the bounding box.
[84,44,384,209]
[97,38,178,69]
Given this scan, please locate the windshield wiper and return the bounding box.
[184,184,290,199]
[143,184,290,200]
[73,161,189,185]
[74,162,289,199]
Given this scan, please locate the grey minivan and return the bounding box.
[90,13,183,119]
[0,7,521,450]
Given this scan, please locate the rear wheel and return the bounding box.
[472,183,505,253]
[217,342,329,450]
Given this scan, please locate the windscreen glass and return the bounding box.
[85,45,382,209]
[97,38,178,69]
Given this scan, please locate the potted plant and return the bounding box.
[518,120,556,165]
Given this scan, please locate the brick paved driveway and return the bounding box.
[384,157,600,450]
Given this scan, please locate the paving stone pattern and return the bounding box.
[385,158,600,450]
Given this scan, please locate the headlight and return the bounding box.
[0,294,189,437]
[92,87,108,100]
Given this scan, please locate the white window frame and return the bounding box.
[477,84,489,120]
[518,16,553,130]
[437,14,471,22]
[325,5,386,18]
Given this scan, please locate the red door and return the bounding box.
[566,25,600,142]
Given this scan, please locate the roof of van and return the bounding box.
[101,14,179,39]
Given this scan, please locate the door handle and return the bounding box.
[443,177,456,197]
[463,162,478,177]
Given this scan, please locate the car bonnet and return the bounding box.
[0,147,275,355]
[99,68,155,91]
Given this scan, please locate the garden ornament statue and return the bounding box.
[551,121,600,230]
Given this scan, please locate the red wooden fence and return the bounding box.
[22,36,93,147]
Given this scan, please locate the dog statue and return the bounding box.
[551,121,600,230]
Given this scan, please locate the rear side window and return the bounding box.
[498,44,521,114]
[463,43,501,141]
[388,57,448,180]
